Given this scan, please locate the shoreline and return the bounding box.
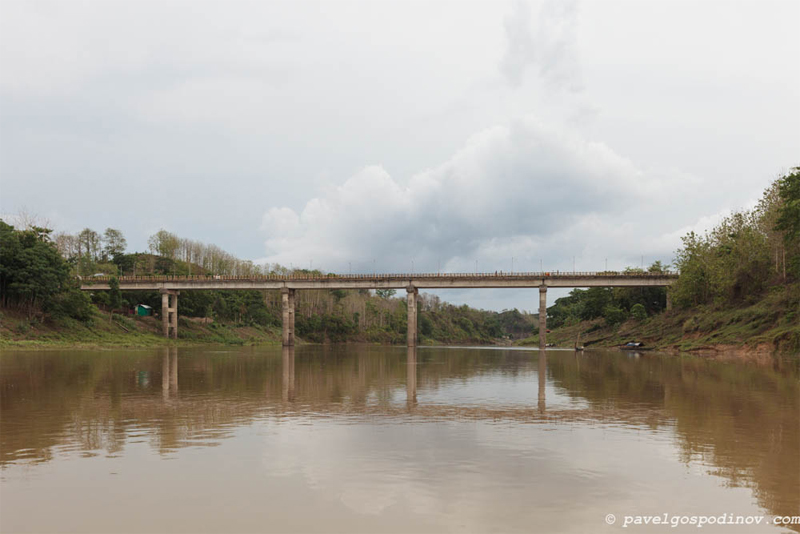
[2,337,796,359]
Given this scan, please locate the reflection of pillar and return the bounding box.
[539,286,547,350]
[538,350,547,413]
[162,349,170,400]
[281,288,295,346]
[162,347,178,400]
[169,292,179,339]
[161,291,170,338]
[406,285,418,347]
[407,347,417,408]
[282,346,295,402]
[170,347,178,392]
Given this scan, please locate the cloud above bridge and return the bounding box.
[259,115,697,278]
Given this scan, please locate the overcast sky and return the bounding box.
[1,0,798,310]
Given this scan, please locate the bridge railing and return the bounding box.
[79,270,679,284]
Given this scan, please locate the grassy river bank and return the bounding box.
[518,283,800,356]
[3,286,798,356]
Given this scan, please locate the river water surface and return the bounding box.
[1,346,798,533]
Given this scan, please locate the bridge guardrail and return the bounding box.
[79,271,679,284]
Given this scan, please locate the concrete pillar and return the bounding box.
[407,346,417,408]
[539,286,547,350]
[666,289,672,311]
[161,291,170,338]
[281,288,295,346]
[169,292,179,339]
[288,289,295,344]
[406,285,418,347]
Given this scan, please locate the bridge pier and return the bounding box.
[406,285,418,347]
[160,289,179,339]
[281,288,296,346]
[539,286,547,350]
[666,289,672,311]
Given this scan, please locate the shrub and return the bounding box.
[603,304,628,326]
[630,303,647,321]
[47,289,94,322]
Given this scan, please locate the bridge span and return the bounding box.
[80,271,678,348]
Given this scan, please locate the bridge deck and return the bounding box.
[80,271,678,291]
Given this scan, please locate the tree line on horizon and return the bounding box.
[2,220,538,343]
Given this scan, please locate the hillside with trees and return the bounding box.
[529,168,800,353]
[1,224,537,346]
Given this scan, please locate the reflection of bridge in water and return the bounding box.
[80,271,678,348]
[159,347,656,424]
[276,348,663,424]
[1,346,796,525]
[155,347,659,434]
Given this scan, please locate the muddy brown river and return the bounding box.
[1,346,798,533]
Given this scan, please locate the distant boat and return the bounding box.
[575,333,585,351]
[620,341,652,351]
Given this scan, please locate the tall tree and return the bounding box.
[102,228,127,261]
[77,228,101,261]
[148,229,180,259]
[108,276,122,310]
[0,221,70,315]
[774,167,800,278]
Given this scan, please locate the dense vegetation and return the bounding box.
[547,263,668,328]
[540,169,800,352]
[0,221,94,322]
[671,168,799,307]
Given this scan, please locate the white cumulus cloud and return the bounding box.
[259,115,695,279]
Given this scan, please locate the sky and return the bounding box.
[1,0,798,310]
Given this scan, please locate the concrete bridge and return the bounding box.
[80,271,678,348]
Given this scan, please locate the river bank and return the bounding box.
[518,284,800,356]
[0,308,284,349]
[0,308,499,349]
[3,284,798,354]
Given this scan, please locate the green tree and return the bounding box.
[108,277,122,310]
[375,289,396,299]
[102,228,127,261]
[603,304,628,326]
[630,303,647,321]
[0,220,92,320]
[775,167,800,242]
[774,167,800,278]
[420,313,433,337]
[78,228,101,261]
[148,229,180,259]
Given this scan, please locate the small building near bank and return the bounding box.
[134,304,153,317]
